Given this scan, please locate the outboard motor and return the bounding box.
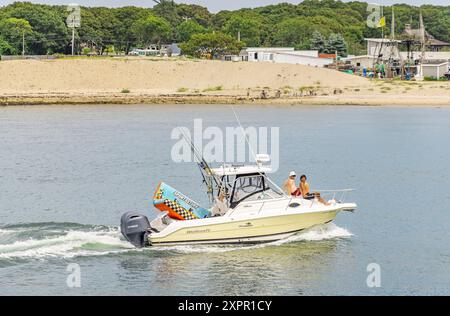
[120,212,151,248]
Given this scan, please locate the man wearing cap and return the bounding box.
[283,171,301,197]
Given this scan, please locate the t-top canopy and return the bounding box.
[210,164,273,176]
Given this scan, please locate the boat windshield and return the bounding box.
[230,174,284,207]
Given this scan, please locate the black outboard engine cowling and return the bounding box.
[120,212,151,247]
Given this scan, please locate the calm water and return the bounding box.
[0,104,449,295]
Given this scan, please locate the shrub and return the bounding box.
[202,86,223,92]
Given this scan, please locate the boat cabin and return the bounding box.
[210,164,285,209]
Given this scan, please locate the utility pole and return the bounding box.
[238,31,241,42]
[71,27,75,56]
[22,32,25,56]
[419,12,426,62]
[335,50,338,69]
[66,4,81,56]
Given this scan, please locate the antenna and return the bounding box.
[419,11,426,63]
[391,7,395,40]
[229,104,258,163]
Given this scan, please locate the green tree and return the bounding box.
[82,46,91,55]
[179,32,244,58]
[152,0,181,26]
[310,31,325,52]
[325,33,347,56]
[0,36,15,55]
[273,18,315,49]
[0,2,69,54]
[176,19,206,42]
[104,45,115,55]
[177,4,212,27]
[113,6,152,53]
[87,7,120,55]
[0,1,448,57]
[0,17,32,54]
[223,15,262,47]
[132,15,172,45]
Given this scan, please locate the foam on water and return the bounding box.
[151,223,353,254]
[276,222,353,243]
[0,225,135,260]
[0,229,10,236]
[0,222,352,259]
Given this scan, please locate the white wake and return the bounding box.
[0,223,352,259]
[0,228,135,260]
[151,223,353,254]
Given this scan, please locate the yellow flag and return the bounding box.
[378,16,386,28]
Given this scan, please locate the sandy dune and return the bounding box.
[0,57,449,105]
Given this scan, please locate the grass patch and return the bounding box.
[424,76,448,81]
[281,85,293,94]
[177,87,189,93]
[202,85,223,92]
[298,86,314,92]
[121,88,130,93]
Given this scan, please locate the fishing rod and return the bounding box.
[177,127,222,202]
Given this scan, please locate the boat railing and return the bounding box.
[315,189,355,203]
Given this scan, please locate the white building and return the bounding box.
[242,47,294,62]
[129,43,181,57]
[365,38,401,58]
[240,47,334,67]
[272,51,334,67]
[419,61,449,79]
[399,51,450,63]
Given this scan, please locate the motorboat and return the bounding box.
[120,154,357,247]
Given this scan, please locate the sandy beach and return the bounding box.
[0,57,449,106]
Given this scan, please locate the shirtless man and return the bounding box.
[284,171,301,196]
[299,175,330,205]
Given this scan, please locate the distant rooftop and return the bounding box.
[421,60,449,66]
[403,24,450,46]
[243,47,295,52]
[365,38,401,43]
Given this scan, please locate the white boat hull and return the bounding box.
[148,203,355,246]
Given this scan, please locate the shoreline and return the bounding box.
[1,93,450,106]
[1,59,449,106]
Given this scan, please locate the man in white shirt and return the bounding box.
[283,171,301,196]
